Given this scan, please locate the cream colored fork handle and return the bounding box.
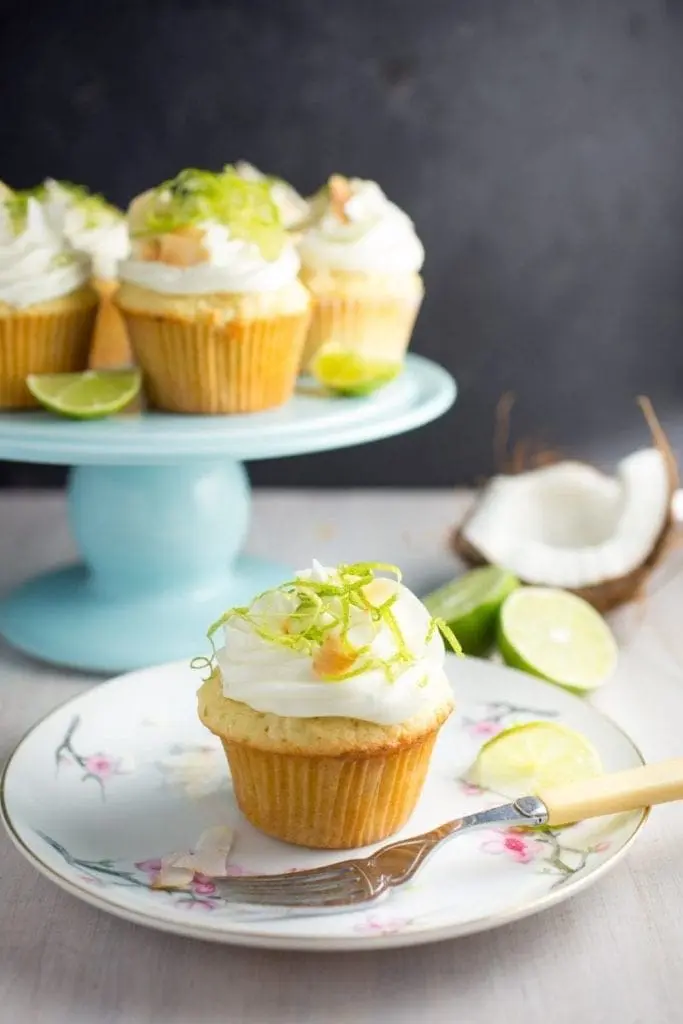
[537,758,683,827]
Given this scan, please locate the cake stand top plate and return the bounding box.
[0,355,455,466]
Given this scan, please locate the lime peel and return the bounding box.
[311,345,402,397]
[467,720,604,800]
[27,370,141,420]
[498,586,618,692]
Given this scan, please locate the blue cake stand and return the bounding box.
[0,355,455,673]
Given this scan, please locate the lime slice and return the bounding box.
[467,721,603,798]
[311,345,401,396]
[423,566,519,656]
[27,370,141,420]
[498,586,617,692]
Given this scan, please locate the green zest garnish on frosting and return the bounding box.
[129,166,287,260]
[1,187,35,234]
[197,562,462,685]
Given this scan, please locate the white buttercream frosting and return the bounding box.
[119,224,301,294]
[298,178,425,274]
[215,560,451,725]
[0,196,91,308]
[235,162,309,230]
[42,179,130,280]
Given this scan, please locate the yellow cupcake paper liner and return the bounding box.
[0,302,97,409]
[122,310,310,414]
[221,729,438,849]
[301,293,423,371]
[88,279,133,370]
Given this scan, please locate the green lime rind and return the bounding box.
[311,346,402,397]
[423,566,520,656]
[129,167,287,260]
[466,720,604,800]
[498,586,618,693]
[26,370,141,420]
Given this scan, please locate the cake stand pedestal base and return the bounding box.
[0,461,288,673]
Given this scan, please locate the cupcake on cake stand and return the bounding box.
[0,355,455,673]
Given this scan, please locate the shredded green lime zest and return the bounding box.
[434,618,463,656]
[130,166,287,260]
[193,562,463,684]
[1,187,36,233]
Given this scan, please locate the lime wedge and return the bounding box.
[27,370,141,420]
[423,566,519,656]
[467,721,603,798]
[498,586,617,692]
[311,345,401,396]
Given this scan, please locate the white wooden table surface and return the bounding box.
[1,489,683,1024]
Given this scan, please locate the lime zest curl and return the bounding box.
[194,562,463,685]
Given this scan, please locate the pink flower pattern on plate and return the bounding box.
[55,716,127,798]
[481,830,544,864]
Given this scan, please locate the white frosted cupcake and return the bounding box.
[234,162,309,231]
[0,184,97,408]
[298,175,425,370]
[197,560,456,849]
[115,167,310,413]
[41,179,132,369]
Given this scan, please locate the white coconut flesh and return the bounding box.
[461,449,671,589]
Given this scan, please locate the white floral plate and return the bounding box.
[1,657,646,951]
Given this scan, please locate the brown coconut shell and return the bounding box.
[453,397,679,614]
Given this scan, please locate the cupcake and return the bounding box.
[197,561,455,849]
[41,180,131,369]
[0,184,98,408]
[116,167,311,414]
[234,162,309,231]
[298,175,425,371]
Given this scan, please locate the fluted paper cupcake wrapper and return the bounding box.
[88,280,133,370]
[122,310,310,414]
[302,293,423,371]
[0,305,97,409]
[221,730,438,849]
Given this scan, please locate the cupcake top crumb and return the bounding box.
[196,560,459,726]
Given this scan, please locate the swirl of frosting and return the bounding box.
[119,167,301,295]
[298,176,425,274]
[235,162,309,231]
[214,561,453,726]
[120,226,300,294]
[42,179,130,280]
[0,195,91,308]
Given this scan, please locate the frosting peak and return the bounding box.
[210,561,457,725]
[0,191,90,308]
[298,176,425,274]
[41,179,129,280]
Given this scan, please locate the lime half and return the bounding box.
[498,586,617,692]
[423,566,519,656]
[311,345,401,396]
[467,721,603,798]
[27,370,141,420]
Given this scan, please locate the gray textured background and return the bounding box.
[2,0,683,486]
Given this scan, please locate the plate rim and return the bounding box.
[0,659,650,951]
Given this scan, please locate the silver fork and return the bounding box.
[205,798,547,909]
[203,759,683,908]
